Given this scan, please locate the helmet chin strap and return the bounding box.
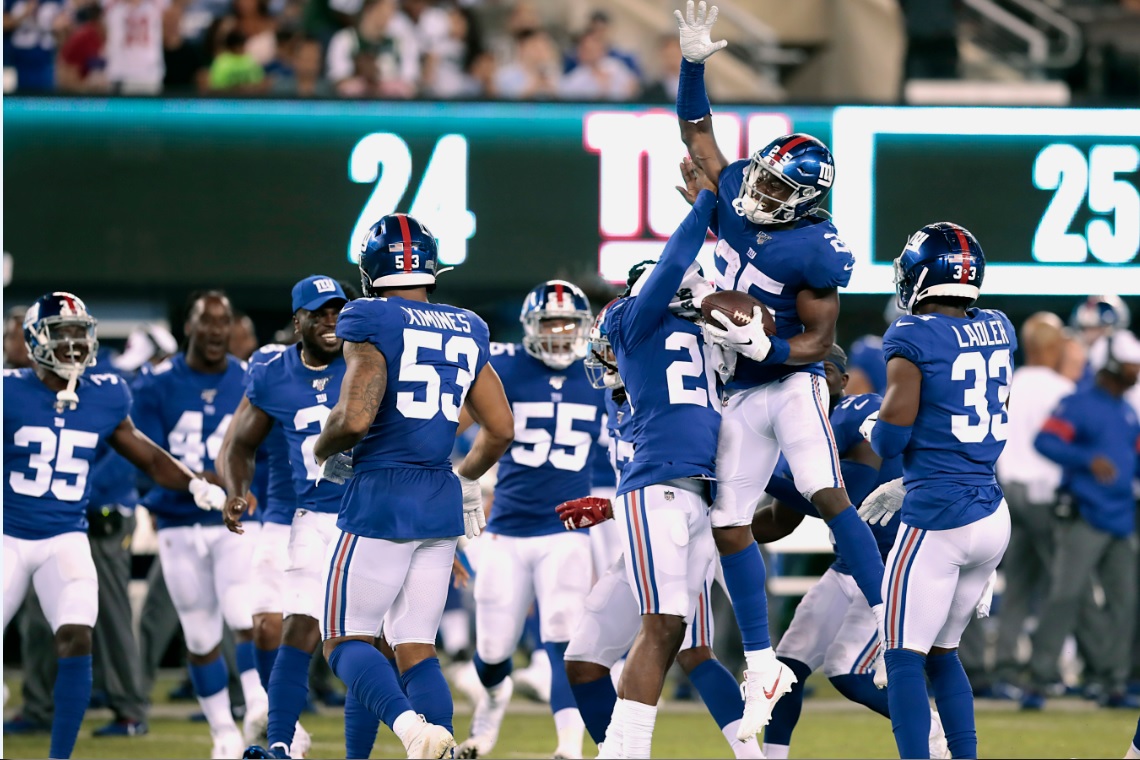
[54,364,81,412]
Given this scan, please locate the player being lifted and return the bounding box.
[861,222,1015,759]
[313,214,514,760]
[673,0,887,738]
[591,162,723,759]
[3,292,228,759]
[132,291,270,757]
[220,275,351,759]
[457,280,603,760]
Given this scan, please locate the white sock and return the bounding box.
[1126,742,1140,760]
[392,710,422,746]
[198,688,238,735]
[744,647,777,673]
[439,609,470,654]
[528,647,550,671]
[603,699,627,754]
[240,667,268,708]
[621,700,658,759]
[553,707,585,752]
[763,741,790,759]
[725,721,764,758]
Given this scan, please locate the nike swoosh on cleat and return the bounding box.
[763,672,782,699]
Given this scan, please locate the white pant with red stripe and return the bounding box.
[250,521,291,616]
[321,530,458,646]
[473,531,592,663]
[565,553,717,668]
[775,567,880,677]
[881,503,1010,653]
[713,372,843,528]
[614,481,716,620]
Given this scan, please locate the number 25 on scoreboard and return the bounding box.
[347,133,477,267]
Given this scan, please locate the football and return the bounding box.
[701,290,777,336]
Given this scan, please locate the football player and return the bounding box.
[1127,714,1140,759]
[221,275,352,759]
[591,164,722,759]
[860,222,1015,759]
[560,295,760,760]
[752,346,949,760]
[457,280,604,760]
[3,292,227,759]
[132,291,269,757]
[313,213,514,760]
[673,1,888,739]
[1068,295,1131,384]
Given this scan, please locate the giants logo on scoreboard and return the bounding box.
[584,111,793,283]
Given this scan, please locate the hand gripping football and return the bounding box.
[700,290,777,335]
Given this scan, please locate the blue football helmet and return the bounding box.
[358,213,444,296]
[520,280,592,370]
[584,300,622,390]
[23,291,99,379]
[733,133,835,225]
[894,222,986,313]
[1069,295,1130,333]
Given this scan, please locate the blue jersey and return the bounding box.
[86,349,140,512]
[247,345,298,525]
[487,343,606,537]
[246,344,348,514]
[133,354,247,530]
[335,296,490,540]
[3,0,62,90]
[848,335,887,394]
[713,159,855,389]
[609,189,721,497]
[4,368,132,539]
[589,414,617,493]
[829,393,902,571]
[882,308,1017,530]
[605,393,634,485]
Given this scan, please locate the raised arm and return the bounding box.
[220,396,275,533]
[314,340,387,462]
[675,0,729,183]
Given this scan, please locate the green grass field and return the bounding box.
[4,673,1136,759]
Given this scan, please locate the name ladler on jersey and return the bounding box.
[952,319,1010,349]
[401,306,472,333]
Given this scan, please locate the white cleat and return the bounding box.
[872,649,888,689]
[928,709,951,759]
[290,721,312,758]
[553,744,583,759]
[449,659,487,707]
[211,727,245,759]
[242,698,270,744]
[457,676,514,758]
[736,661,797,742]
[403,716,457,759]
[514,650,552,704]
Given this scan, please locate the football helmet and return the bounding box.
[584,300,622,390]
[1069,295,1131,333]
[23,291,99,379]
[732,133,835,225]
[520,280,592,370]
[358,213,446,296]
[894,222,986,313]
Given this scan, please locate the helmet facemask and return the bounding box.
[584,328,622,389]
[732,159,819,225]
[27,315,98,411]
[523,314,591,370]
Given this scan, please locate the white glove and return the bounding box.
[316,452,354,485]
[859,410,879,444]
[674,0,728,64]
[458,473,486,539]
[976,570,997,618]
[189,478,226,511]
[858,477,905,526]
[703,307,772,362]
[705,336,738,384]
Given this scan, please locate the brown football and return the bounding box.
[701,290,777,336]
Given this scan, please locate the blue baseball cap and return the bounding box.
[292,275,347,313]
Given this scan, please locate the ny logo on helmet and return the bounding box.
[817,163,834,187]
[905,230,930,253]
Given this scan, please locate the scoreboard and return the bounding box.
[4,99,1137,296]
